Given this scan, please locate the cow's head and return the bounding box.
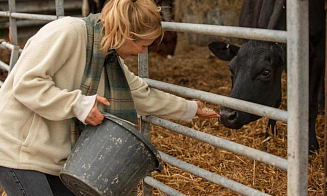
[209,40,286,129]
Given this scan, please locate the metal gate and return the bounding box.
[0,0,309,195]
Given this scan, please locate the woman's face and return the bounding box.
[117,38,155,59]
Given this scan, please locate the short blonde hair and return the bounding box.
[100,0,164,55]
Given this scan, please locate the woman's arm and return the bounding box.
[121,61,219,122]
[12,18,90,121]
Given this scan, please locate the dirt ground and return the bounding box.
[0,32,325,196]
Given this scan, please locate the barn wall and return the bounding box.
[174,0,243,46]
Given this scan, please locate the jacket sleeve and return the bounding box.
[12,18,87,121]
[121,62,197,122]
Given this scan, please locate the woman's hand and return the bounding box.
[196,101,220,119]
[85,95,110,126]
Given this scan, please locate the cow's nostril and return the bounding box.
[228,111,238,121]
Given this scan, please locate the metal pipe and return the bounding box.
[0,20,49,29]
[8,45,19,72]
[140,120,152,196]
[138,49,149,78]
[143,78,288,123]
[142,116,288,171]
[0,11,286,43]
[0,11,58,21]
[0,41,22,53]
[8,0,17,45]
[1,41,18,51]
[287,0,309,195]
[143,177,187,196]
[55,0,65,17]
[162,22,287,43]
[0,0,82,14]
[159,151,271,196]
[138,49,152,196]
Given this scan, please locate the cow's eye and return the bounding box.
[260,70,271,78]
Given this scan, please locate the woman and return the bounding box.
[0,0,219,195]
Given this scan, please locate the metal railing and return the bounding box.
[0,0,309,195]
[139,1,308,195]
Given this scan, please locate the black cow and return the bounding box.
[208,0,325,153]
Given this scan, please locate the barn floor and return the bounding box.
[0,33,325,196]
[124,34,325,196]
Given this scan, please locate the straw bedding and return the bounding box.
[124,35,325,196]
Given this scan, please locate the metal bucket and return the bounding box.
[59,114,162,196]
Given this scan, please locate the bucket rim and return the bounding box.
[101,112,162,171]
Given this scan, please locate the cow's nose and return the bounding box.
[219,107,242,128]
[227,110,238,121]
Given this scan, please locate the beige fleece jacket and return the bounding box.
[0,17,197,176]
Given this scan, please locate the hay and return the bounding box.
[124,43,324,196]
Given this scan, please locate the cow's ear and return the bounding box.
[208,41,240,61]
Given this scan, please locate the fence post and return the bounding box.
[138,49,153,196]
[8,0,17,45]
[287,0,309,195]
[8,45,19,72]
[55,0,65,17]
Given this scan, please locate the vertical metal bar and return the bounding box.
[55,0,65,17]
[138,49,153,196]
[138,49,149,78]
[140,119,153,196]
[8,45,19,72]
[324,1,327,195]
[287,0,309,195]
[8,0,17,45]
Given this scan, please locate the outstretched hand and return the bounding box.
[85,95,110,126]
[196,101,220,119]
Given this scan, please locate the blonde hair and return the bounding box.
[100,0,164,55]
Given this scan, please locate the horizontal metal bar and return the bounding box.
[0,11,58,21]
[143,78,288,123]
[0,60,9,71]
[162,22,287,43]
[0,12,286,43]
[144,176,187,196]
[159,151,271,196]
[0,0,82,14]
[143,116,287,171]
[0,41,15,50]
[0,41,22,53]
[0,20,49,29]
